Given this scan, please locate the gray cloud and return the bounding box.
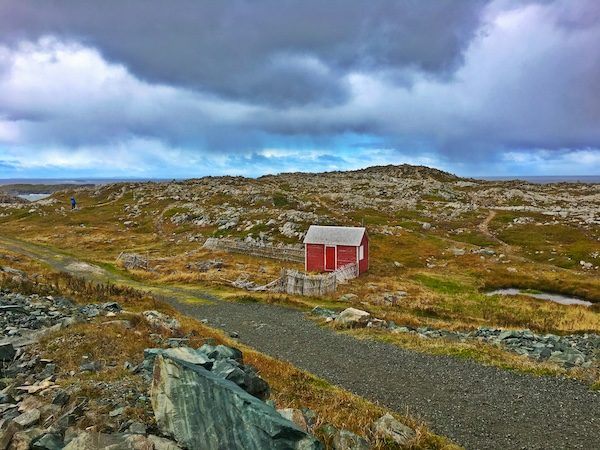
[0,0,487,107]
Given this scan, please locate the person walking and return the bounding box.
[70,196,77,210]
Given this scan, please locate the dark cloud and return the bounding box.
[0,0,487,107]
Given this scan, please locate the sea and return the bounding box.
[481,175,600,184]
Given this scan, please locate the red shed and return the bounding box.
[303,225,369,274]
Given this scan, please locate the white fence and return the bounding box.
[276,263,358,296]
[203,238,304,263]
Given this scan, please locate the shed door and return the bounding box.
[325,246,336,271]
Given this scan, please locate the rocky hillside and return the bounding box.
[0,194,27,205]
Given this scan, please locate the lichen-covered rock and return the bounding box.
[142,311,180,332]
[331,429,370,450]
[372,413,415,446]
[151,354,322,450]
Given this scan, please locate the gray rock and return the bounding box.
[143,311,180,332]
[101,302,122,313]
[372,413,415,446]
[278,408,309,432]
[62,432,151,450]
[128,421,147,435]
[151,354,322,450]
[0,343,16,362]
[198,344,243,363]
[108,406,125,418]
[13,409,40,428]
[148,434,182,450]
[548,348,586,366]
[311,306,337,319]
[332,429,370,450]
[32,433,64,450]
[335,308,370,328]
[0,419,21,449]
[9,427,44,450]
[338,294,358,302]
[51,390,70,406]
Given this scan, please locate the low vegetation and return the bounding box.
[0,166,598,393]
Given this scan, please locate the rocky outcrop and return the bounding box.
[388,323,599,368]
[151,353,322,450]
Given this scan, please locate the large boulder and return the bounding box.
[335,308,371,328]
[151,354,322,450]
[144,346,269,400]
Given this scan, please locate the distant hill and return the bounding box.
[0,183,94,195]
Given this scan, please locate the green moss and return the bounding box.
[272,193,290,207]
[412,273,469,295]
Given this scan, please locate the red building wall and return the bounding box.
[306,243,325,272]
[305,232,369,274]
[336,245,357,268]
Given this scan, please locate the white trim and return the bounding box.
[304,244,307,271]
[335,245,338,270]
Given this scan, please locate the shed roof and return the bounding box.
[303,225,366,246]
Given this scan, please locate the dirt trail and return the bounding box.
[1,235,599,450]
[478,210,497,235]
[477,209,519,254]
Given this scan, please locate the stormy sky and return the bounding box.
[0,0,599,178]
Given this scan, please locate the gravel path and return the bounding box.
[168,297,600,450]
